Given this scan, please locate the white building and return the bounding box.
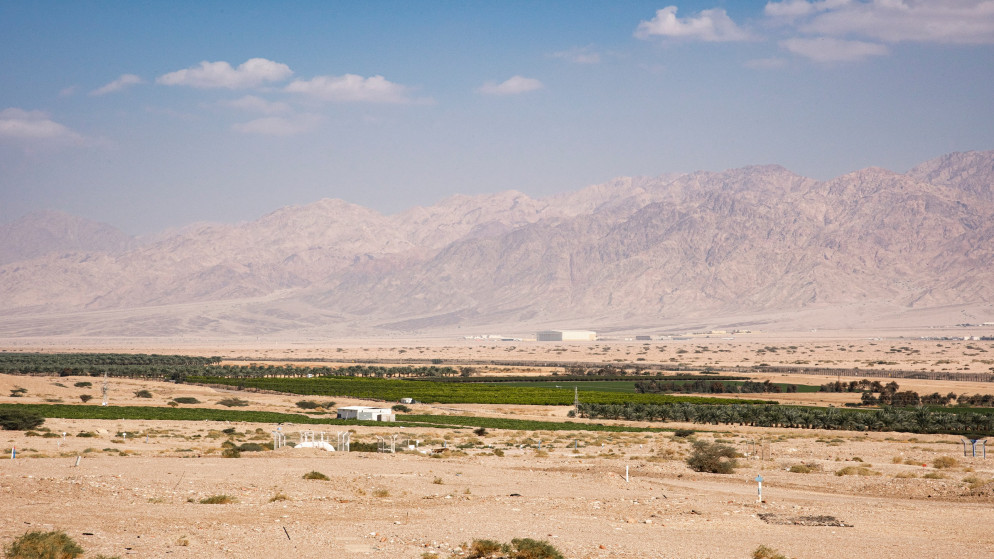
[536,330,597,341]
[336,406,395,422]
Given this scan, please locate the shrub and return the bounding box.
[835,466,878,477]
[74,382,92,388]
[199,494,235,504]
[3,530,84,559]
[752,545,789,559]
[686,440,738,474]
[235,443,267,452]
[673,429,695,438]
[269,492,289,502]
[302,471,329,481]
[76,431,97,438]
[392,404,411,413]
[10,387,27,397]
[373,489,390,498]
[221,448,240,458]
[933,456,958,469]
[788,464,816,474]
[467,539,507,558]
[473,427,488,436]
[218,398,249,407]
[79,395,93,403]
[295,400,322,410]
[433,477,444,485]
[465,538,564,559]
[510,538,565,559]
[0,410,45,431]
[133,389,153,398]
[172,397,200,404]
[493,448,505,457]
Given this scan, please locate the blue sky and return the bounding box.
[2,1,993,235]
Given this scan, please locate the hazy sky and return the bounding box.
[2,1,993,235]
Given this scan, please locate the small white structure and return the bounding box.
[537,330,597,342]
[336,406,395,422]
[297,431,335,451]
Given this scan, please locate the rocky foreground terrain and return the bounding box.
[1,150,992,338]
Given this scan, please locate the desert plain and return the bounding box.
[3,335,994,558]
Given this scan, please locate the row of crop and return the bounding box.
[574,402,994,436]
[0,356,464,380]
[190,376,770,406]
[0,403,453,429]
[396,414,667,433]
[0,353,218,370]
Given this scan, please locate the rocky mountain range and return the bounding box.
[1,151,992,338]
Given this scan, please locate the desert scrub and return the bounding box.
[788,463,820,474]
[199,494,236,504]
[217,398,249,407]
[752,545,790,559]
[172,397,200,404]
[933,456,958,469]
[687,440,738,474]
[269,492,290,502]
[4,530,84,559]
[465,537,564,559]
[133,389,153,398]
[835,466,879,477]
[922,472,947,480]
[373,488,390,498]
[303,471,329,481]
[0,410,45,431]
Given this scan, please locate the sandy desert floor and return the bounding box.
[2,371,994,558]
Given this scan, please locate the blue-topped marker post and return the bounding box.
[755,475,764,503]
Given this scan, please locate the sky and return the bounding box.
[2,1,993,235]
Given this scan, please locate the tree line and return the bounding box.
[572,402,994,436]
[819,378,994,408]
[635,379,798,394]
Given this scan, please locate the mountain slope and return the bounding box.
[1,151,992,336]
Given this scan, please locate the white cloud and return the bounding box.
[157,58,292,89]
[0,108,84,142]
[220,95,290,114]
[550,46,601,64]
[780,37,890,61]
[285,74,415,103]
[59,86,78,97]
[90,74,143,96]
[764,0,849,19]
[477,76,544,96]
[635,6,753,41]
[232,114,321,136]
[767,0,994,44]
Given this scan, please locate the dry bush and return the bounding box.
[199,494,236,504]
[933,456,958,469]
[835,466,879,477]
[4,530,84,559]
[752,545,789,559]
[687,440,738,474]
[303,471,329,481]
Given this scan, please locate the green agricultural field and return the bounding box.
[396,414,671,433]
[190,376,771,406]
[481,380,641,393]
[0,403,445,428]
[479,379,822,394]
